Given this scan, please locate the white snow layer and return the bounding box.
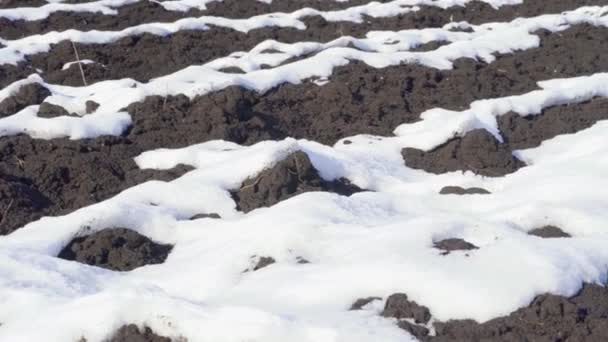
[0,3,608,342]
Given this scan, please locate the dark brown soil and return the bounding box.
[0,135,194,235]
[382,293,431,324]
[0,83,50,118]
[402,129,526,177]
[439,186,491,195]
[0,0,46,9]
[349,296,381,310]
[498,97,608,150]
[353,283,608,341]
[231,151,362,212]
[250,256,276,271]
[0,1,204,40]
[106,324,171,342]
[430,283,608,342]
[433,238,479,254]
[3,12,608,92]
[57,227,173,271]
[3,0,605,41]
[119,24,608,148]
[529,225,572,238]
[189,213,221,220]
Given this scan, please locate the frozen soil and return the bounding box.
[105,324,171,342]
[231,151,362,212]
[2,11,608,89]
[2,0,606,40]
[122,24,608,148]
[353,282,608,341]
[57,227,173,271]
[0,135,194,235]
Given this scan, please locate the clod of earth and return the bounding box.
[85,100,100,114]
[0,83,50,118]
[428,283,608,342]
[231,151,362,213]
[382,293,432,324]
[37,101,76,118]
[0,178,50,235]
[189,213,221,220]
[247,256,276,272]
[105,324,172,342]
[439,186,491,195]
[402,129,525,177]
[57,228,173,272]
[349,296,382,310]
[528,225,572,238]
[433,238,479,255]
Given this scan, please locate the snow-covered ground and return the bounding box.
[0,0,607,341]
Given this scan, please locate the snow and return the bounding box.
[1,1,608,341]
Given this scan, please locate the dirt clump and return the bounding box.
[58,227,173,271]
[106,324,171,342]
[382,293,431,324]
[0,135,193,235]
[0,83,50,118]
[429,283,608,341]
[402,129,525,177]
[189,213,221,220]
[528,225,571,238]
[231,151,362,213]
[0,177,51,235]
[498,97,608,150]
[439,186,491,195]
[245,256,276,272]
[433,238,479,255]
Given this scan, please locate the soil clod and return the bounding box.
[106,324,171,342]
[57,228,173,271]
[439,186,491,195]
[0,83,50,118]
[231,151,362,213]
[433,238,479,255]
[402,129,525,177]
[528,225,572,238]
[382,293,432,324]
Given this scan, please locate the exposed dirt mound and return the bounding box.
[0,83,50,118]
[528,225,571,238]
[433,238,479,255]
[0,177,50,235]
[247,256,276,272]
[382,293,431,324]
[366,283,608,341]
[439,186,490,195]
[429,283,608,341]
[106,324,171,342]
[231,151,362,213]
[58,228,173,271]
[189,213,221,220]
[402,129,525,177]
[0,135,193,235]
[498,97,608,150]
